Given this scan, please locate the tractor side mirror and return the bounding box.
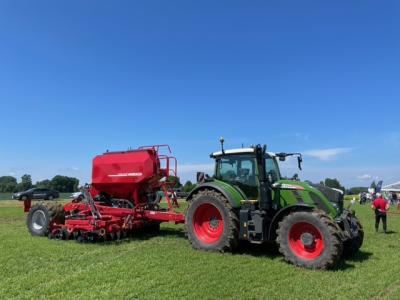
[197,172,205,183]
[297,156,303,171]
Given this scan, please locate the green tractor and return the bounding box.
[185,139,363,269]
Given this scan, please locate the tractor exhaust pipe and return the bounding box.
[256,144,272,211]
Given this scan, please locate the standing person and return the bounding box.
[387,192,393,204]
[392,192,398,204]
[361,192,367,205]
[372,192,390,233]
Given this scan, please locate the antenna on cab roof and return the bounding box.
[219,137,225,154]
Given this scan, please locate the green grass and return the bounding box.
[1,200,400,299]
[344,194,360,201]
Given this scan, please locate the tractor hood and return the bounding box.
[309,183,344,212]
[272,180,343,217]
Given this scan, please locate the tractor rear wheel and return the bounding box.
[27,202,65,236]
[185,190,239,252]
[277,210,343,269]
[343,216,364,257]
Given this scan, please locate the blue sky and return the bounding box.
[0,1,399,188]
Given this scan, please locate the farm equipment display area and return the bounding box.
[23,142,363,270]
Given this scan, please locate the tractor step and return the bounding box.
[239,208,268,243]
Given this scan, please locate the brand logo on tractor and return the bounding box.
[108,172,143,177]
[273,183,305,190]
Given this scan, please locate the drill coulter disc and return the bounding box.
[108,232,115,241]
[48,229,69,240]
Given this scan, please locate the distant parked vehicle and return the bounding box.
[175,191,189,198]
[12,188,59,201]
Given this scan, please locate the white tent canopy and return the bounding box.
[382,181,400,192]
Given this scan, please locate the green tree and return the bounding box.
[324,178,345,193]
[370,181,377,189]
[0,176,18,192]
[50,175,79,192]
[182,180,196,193]
[347,187,368,195]
[17,174,32,191]
[168,176,182,189]
[36,179,52,189]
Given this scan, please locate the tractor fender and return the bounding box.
[186,183,240,208]
[267,204,313,240]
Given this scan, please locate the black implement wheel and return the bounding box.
[27,202,65,236]
[277,211,343,269]
[343,216,364,257]
[185,189,239,252]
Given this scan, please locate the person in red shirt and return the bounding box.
[372,193,390,233]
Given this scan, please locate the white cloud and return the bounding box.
[357,174,372,180]
[303,148,352,161]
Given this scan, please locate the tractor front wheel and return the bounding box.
[343,215,364,257]
[277,211,343,269]
[185,190,239,252]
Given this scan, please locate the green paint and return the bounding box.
[273,179,338,217]
[212,179,245,207]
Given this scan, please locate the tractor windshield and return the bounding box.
[265,156,281,182]
[215,155,258,199]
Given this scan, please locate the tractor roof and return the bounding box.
[211,148,276,158]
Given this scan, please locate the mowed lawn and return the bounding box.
[1,200,400,299]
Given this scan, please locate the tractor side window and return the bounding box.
[216,156,258,199]
[218,158,238,181]
[265,157,280,182]
[240,160,256,187]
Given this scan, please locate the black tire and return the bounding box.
[185,189,239,252]
[343,216,364,257]
[48,195,54,201]
[21,195,28,201]
[27,202,65,236]
[277,210,343,269]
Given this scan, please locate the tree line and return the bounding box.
[0,174,374,196]
[168,176,196,192]
[320,178,380,195]
[173,176,376,195]
[0,174,79,193]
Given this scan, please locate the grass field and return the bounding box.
[1,200,400,299]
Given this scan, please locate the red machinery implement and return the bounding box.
[25,145,185,242]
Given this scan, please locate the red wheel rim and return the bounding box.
[193,203,224,244]
[288,222,324,260]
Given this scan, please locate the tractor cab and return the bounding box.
[211,148,282,200]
